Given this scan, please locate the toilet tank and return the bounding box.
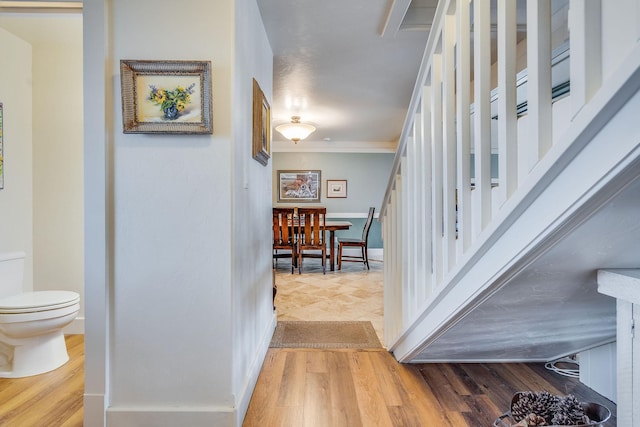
[0,252,25,298]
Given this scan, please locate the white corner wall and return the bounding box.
[84,0,275,426]
[0,15,85,332]
[0,27,34,291]
[231,0,276,422]
[31,18,84,328]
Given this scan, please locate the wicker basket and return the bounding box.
[493,392,611,427]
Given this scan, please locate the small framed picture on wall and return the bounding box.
[326,179,347,198]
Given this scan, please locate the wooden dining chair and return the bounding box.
[272,207,297,273]
[296,207,327,274]
[338,207,375,270]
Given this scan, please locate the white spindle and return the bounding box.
[569,0,602,118]
[637,0,640,41]
[421,86,433,301]
[456,0,472,255]
[527,0,553,160]
[443,13,457,272]
[430,55,444,286]
[473,0,492,232]
[400,157,411,320]
[405,136,416,314]
[497,0,518,205]
[412,113,425,305]
[394,178,406,325]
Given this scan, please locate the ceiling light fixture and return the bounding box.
[275,116,316,144]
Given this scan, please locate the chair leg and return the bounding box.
[363,246,369,270]
[338,244,342,270]
[322,249,326,275]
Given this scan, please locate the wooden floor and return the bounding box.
[243,348,617,426]
[0,263,617,426]
[0,334,84,427]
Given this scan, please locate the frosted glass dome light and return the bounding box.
[276,116,316,143]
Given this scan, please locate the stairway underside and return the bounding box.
[391,87,640,363]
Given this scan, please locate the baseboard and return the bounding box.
[104,312,277,427]
[64,316,85,335]
[84,393,105,427]
[236,311,277,427]
[341,247,383,260]
[106,406,234,427]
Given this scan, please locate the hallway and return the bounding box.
[246,259,618,426]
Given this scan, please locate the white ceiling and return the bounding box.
[257,0,431,150]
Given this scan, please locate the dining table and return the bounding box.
[324,220,352,271]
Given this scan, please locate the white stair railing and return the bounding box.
[378,0,635,351]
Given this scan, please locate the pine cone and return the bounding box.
[551,395,590,425]
[523,413,548,426]
[511,392,559,424]
[511,392,537,422]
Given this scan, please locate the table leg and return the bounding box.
[329,230,336,271]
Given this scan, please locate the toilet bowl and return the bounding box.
[0,252,80,378]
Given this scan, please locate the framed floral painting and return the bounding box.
[0,102,3,190]
[120,60,213,134]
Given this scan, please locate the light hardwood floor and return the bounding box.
[0,334,84,427]
[0,260,617,426]
[245,258,617,426]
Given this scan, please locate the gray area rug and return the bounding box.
[269,321,382,349]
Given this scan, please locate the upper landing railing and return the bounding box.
[380,0,640,354]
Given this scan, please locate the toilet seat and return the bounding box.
[0,291,80,314]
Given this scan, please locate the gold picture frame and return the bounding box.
[252,78,270,166]
[120,60,213,134]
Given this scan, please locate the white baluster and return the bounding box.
[527,0,552,161]
[431,55,444,287]
[456,0,472,255]
[443,13,457,273]
[569,0,602,118]
[497,0,518,206]
[473,0,492,232]
[421,86,433,302]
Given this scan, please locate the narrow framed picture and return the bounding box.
[252,78,270,166]
[120,60,213,134]
[326,179,347,198]
[277,170,321,203]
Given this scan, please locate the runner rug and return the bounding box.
[269,321,382,349]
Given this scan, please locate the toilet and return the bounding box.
[0,251,80,378]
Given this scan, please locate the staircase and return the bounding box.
[380,0,640,365]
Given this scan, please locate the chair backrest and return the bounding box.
[361,207,375,243]
[273,208,295,246]
[297,207,326,246]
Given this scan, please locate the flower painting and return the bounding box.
[136,76,201,123]
[148,83,196,120]
[120,60,212,134]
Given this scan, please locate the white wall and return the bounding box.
[0,16,84,330]
[0,28,34,291]
[31,18,84,314]
[231,0,276,420]
[84,0,274,426]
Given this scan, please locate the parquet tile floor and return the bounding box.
[273,257,385,344]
